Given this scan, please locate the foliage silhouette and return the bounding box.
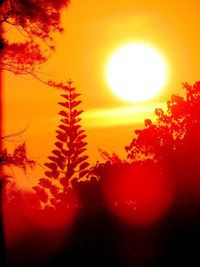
[0,1,71,263]
[125,81,200,201]
[0,142,35,179]
[0,0,71,174]
[79,81,200,235]
[0,141,35,265]
[0,0,72,178]
[98,149,122,164]
[0,0,70,38]
[0,0,70,76]
[70,81,200,267]
[5,81,200,266]
[126,81,200,162]
[34,80,89,208]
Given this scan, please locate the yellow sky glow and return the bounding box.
[4,0,200,180]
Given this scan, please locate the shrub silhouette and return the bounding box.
[1,143,34,169]
[0,141,35,264]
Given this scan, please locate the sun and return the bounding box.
[106,43,168,102]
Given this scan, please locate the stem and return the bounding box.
[66,82,73,188]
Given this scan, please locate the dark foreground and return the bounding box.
[2,195,200,267]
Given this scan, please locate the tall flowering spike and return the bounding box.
[34,80,89,207]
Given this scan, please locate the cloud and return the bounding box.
[82,102,166,128]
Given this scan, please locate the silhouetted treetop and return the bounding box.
[0,0,70,39]
[0,0,70,76]
[126,81,200,162]
[34,81,89,208]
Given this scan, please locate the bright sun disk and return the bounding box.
[106,43,168,102]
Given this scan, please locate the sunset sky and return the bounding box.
[4,0,200,185]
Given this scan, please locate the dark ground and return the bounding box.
[3,196,200,267]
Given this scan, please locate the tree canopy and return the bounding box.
[0,0,70,39]
[125,81,200,196]
[0,0,70,75]
[126,82,200,162]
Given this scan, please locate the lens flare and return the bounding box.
[102,163,173,227]
[25,191,78,230]
[3,189,78,264]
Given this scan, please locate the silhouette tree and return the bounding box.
[0,0,72,176]
[125,82,200,161]
[2,79,91,265]
[0,0,70,76]
[34,80,89,208]
[0,0,72,172]
[126,81,200,199]
[0,2,70,262]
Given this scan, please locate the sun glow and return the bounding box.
[106,43,168,102]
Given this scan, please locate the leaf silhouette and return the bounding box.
[44,163,57,171]
[79,162,90,171]
[79,170,89,179]
[56,134,67,142]
[50,185,59,196]
[39,178,52,188]
[45,171,53,178]
[71,100,82,108]
[58,110,68,117]
[58,102,69,108]
[58,125,69,132]
[55,142,63,149]
[51,149,62,157]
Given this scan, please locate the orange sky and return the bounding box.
[3,0,200,186]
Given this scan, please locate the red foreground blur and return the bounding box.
[102,163,174,227]
[3,187,78,264]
